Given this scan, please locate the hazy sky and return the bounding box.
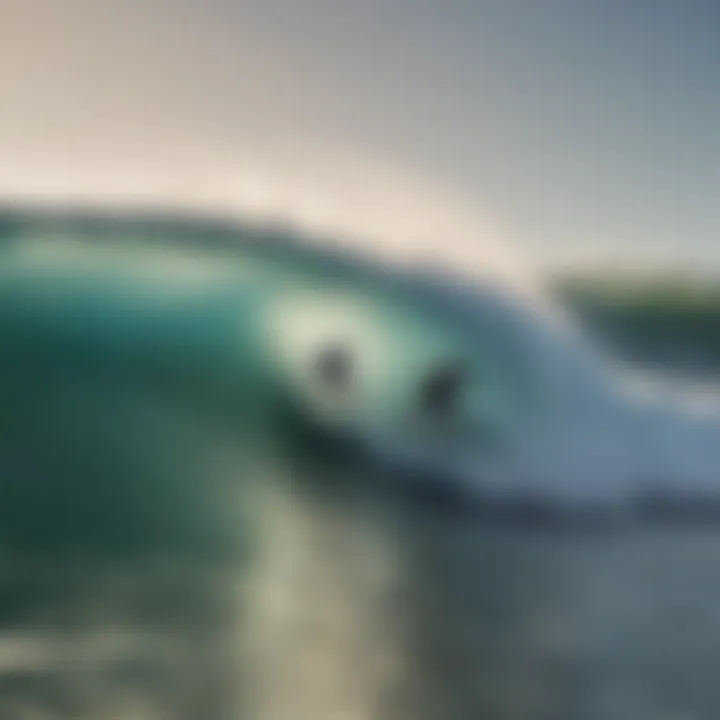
[2,0,719,274]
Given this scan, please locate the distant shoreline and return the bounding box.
[554,275,720,375]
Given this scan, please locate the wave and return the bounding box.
[2,202,720,720]
[0,202,719,529]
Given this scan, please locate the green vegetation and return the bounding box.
[554,274,720,371]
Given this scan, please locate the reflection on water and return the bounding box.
[1,366,720,717]
[5,495,720,718]
[0,561,238,718]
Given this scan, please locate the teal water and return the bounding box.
[1,207,720,719]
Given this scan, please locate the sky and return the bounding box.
[2,0,719,275]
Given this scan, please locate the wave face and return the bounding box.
[354,259,720,517]
[1,205,720,720]
[6,202,719,516]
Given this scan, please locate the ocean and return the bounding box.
[0,208,719,719]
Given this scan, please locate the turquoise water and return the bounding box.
[1,207,720,718]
